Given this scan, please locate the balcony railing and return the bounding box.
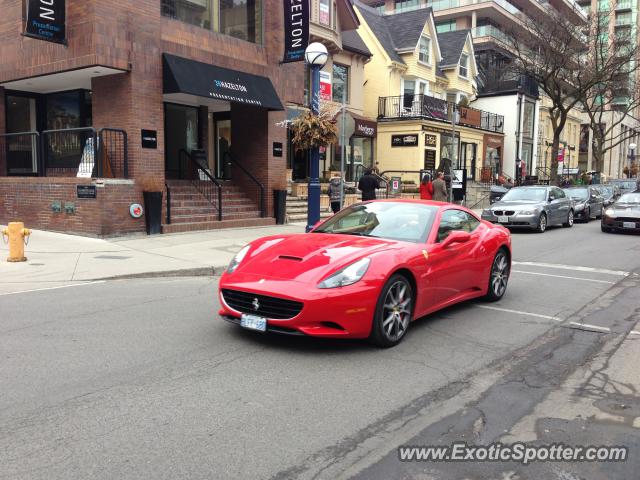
[378,94,504,133]
[430,0,526,20]
[472,25,513,45]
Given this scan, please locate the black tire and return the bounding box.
[585,207,591,222]
[369,274,413,348]
[601,224,610,233]
[535,213,547,233]
[485,249,510,301]
[562,209,574,228]
[596,206,603,220]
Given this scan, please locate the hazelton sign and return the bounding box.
[283,0,310,63]
[24,0,66,44]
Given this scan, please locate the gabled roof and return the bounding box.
[342,30,372,58]
[437,30,471,68]
[355,2,434,65]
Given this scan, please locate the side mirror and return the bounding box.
[441,230,471,248]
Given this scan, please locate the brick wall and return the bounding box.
[0,87,5,176]
[0,178,146,237]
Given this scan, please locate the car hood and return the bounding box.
[233,233,400,283]
[490,200,544,210]
[609,205,640,217]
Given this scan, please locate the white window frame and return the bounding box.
[418,35,431,66]
[459,53,469,78]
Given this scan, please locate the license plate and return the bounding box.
[240,314,267,332]
[497,216,509,224]
[623,222,636,229]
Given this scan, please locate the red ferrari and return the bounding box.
[218,200,511,347]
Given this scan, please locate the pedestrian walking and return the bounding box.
[420,173,433,200]
[358,168,380,201]
[327,175,344,214]
[432,172,448,202]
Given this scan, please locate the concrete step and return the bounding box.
[286,211,333,222]
[161,217,275,234]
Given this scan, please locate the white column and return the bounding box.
[531,99,540,173]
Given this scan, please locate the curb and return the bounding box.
[93,266,218,281]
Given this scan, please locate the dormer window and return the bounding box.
[419,36,431,65]
[459,53,469,78]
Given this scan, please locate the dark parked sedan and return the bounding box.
[597,185,619,207]
[601,193,640,233]
[562,186,604,222]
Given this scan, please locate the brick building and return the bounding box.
[0,0,307,236]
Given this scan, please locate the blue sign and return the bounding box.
[283,0,309,63]
[24,0,66,44]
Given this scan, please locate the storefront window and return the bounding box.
[161,0,262,44]
[332,64,349,103]
[165,103,200,177]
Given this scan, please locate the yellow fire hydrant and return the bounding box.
[2,222,32,262]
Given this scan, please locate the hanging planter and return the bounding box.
[280,102,340,151]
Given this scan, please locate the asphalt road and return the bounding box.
[1,221,639,480]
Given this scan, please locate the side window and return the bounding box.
[555,188,566,199]
[437,210,479,242]
[548,189,556,200]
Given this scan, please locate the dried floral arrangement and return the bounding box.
[278,98,341,150]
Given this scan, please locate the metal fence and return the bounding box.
[0,128,128,178]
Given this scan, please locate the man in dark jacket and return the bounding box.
[432,172,448,202]
[358,168,380,201]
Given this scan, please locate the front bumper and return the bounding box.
[574,208,589,220]
[481,212,538,228]
[602,217,640,232]
[218,272,380,338]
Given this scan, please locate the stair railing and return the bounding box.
[179,149,223,221]
[225,152,266,217]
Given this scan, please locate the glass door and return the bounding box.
[215,119,231,178]
[5,95,39,175]
[165,103,199,178]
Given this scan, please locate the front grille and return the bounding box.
[615,217,640,223]
[493,210,516,216]
[221,289,303,319]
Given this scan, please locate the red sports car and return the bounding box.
[218,200,511,347]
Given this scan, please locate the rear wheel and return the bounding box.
[563,210,574,228]
[369,275,413,348]
[485,249,510,301]
[535,213,547,233]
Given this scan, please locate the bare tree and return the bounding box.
[579,11,640,175]
[506,8,639,183]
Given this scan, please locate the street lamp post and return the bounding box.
[304,42,328,232]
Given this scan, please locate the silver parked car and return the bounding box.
[481,186,574,233]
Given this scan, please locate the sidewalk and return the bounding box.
[0,223,306,285]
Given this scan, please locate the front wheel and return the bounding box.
[585,207,591,222]
[485,249,510,301]
[369,274,413,348]
[535,213,547,233]
[601,224,610,233]
[596,206,603,220]
[563,209,574,228]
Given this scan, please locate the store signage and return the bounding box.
[141,130,158,149]
[319,71,332,100]
[424,150,436,170]
[390,177,402,194]
[392,134,418,147]
[424,134,437,147]
[273,142,283,157]
[24,0,66,44]
[76,185,97,199]
[422,125,459,136]
[458,106,481,128]
[282,0,309,63]
[354,118,376,138]
[130,204,144,219]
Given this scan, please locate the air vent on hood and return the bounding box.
[278,255,303,261]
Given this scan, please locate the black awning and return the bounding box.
[163,53,284,111]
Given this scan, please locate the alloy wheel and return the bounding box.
[490,251,510,299]
[382,280,412,342]
[538,214,547,233]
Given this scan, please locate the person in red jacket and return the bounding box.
[420,173,434,200]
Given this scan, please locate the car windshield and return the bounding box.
[313,202,438,243]
[612,180,636,191]
[564,188,588,200]
[599,186,613,196]
[500,188,547,202]
[616,193,640,205]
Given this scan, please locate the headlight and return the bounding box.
[574,204,584,211]
[227,245,250,273]
[317,258,370,289]
[482,209,491,215]
[604,209,616,218]
[519,210,534,215]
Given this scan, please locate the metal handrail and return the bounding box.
[42,127,99,177]
[165,183,172,225]
[225,152,266,218]
[0,131,40,176]
[179,149,223,221]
